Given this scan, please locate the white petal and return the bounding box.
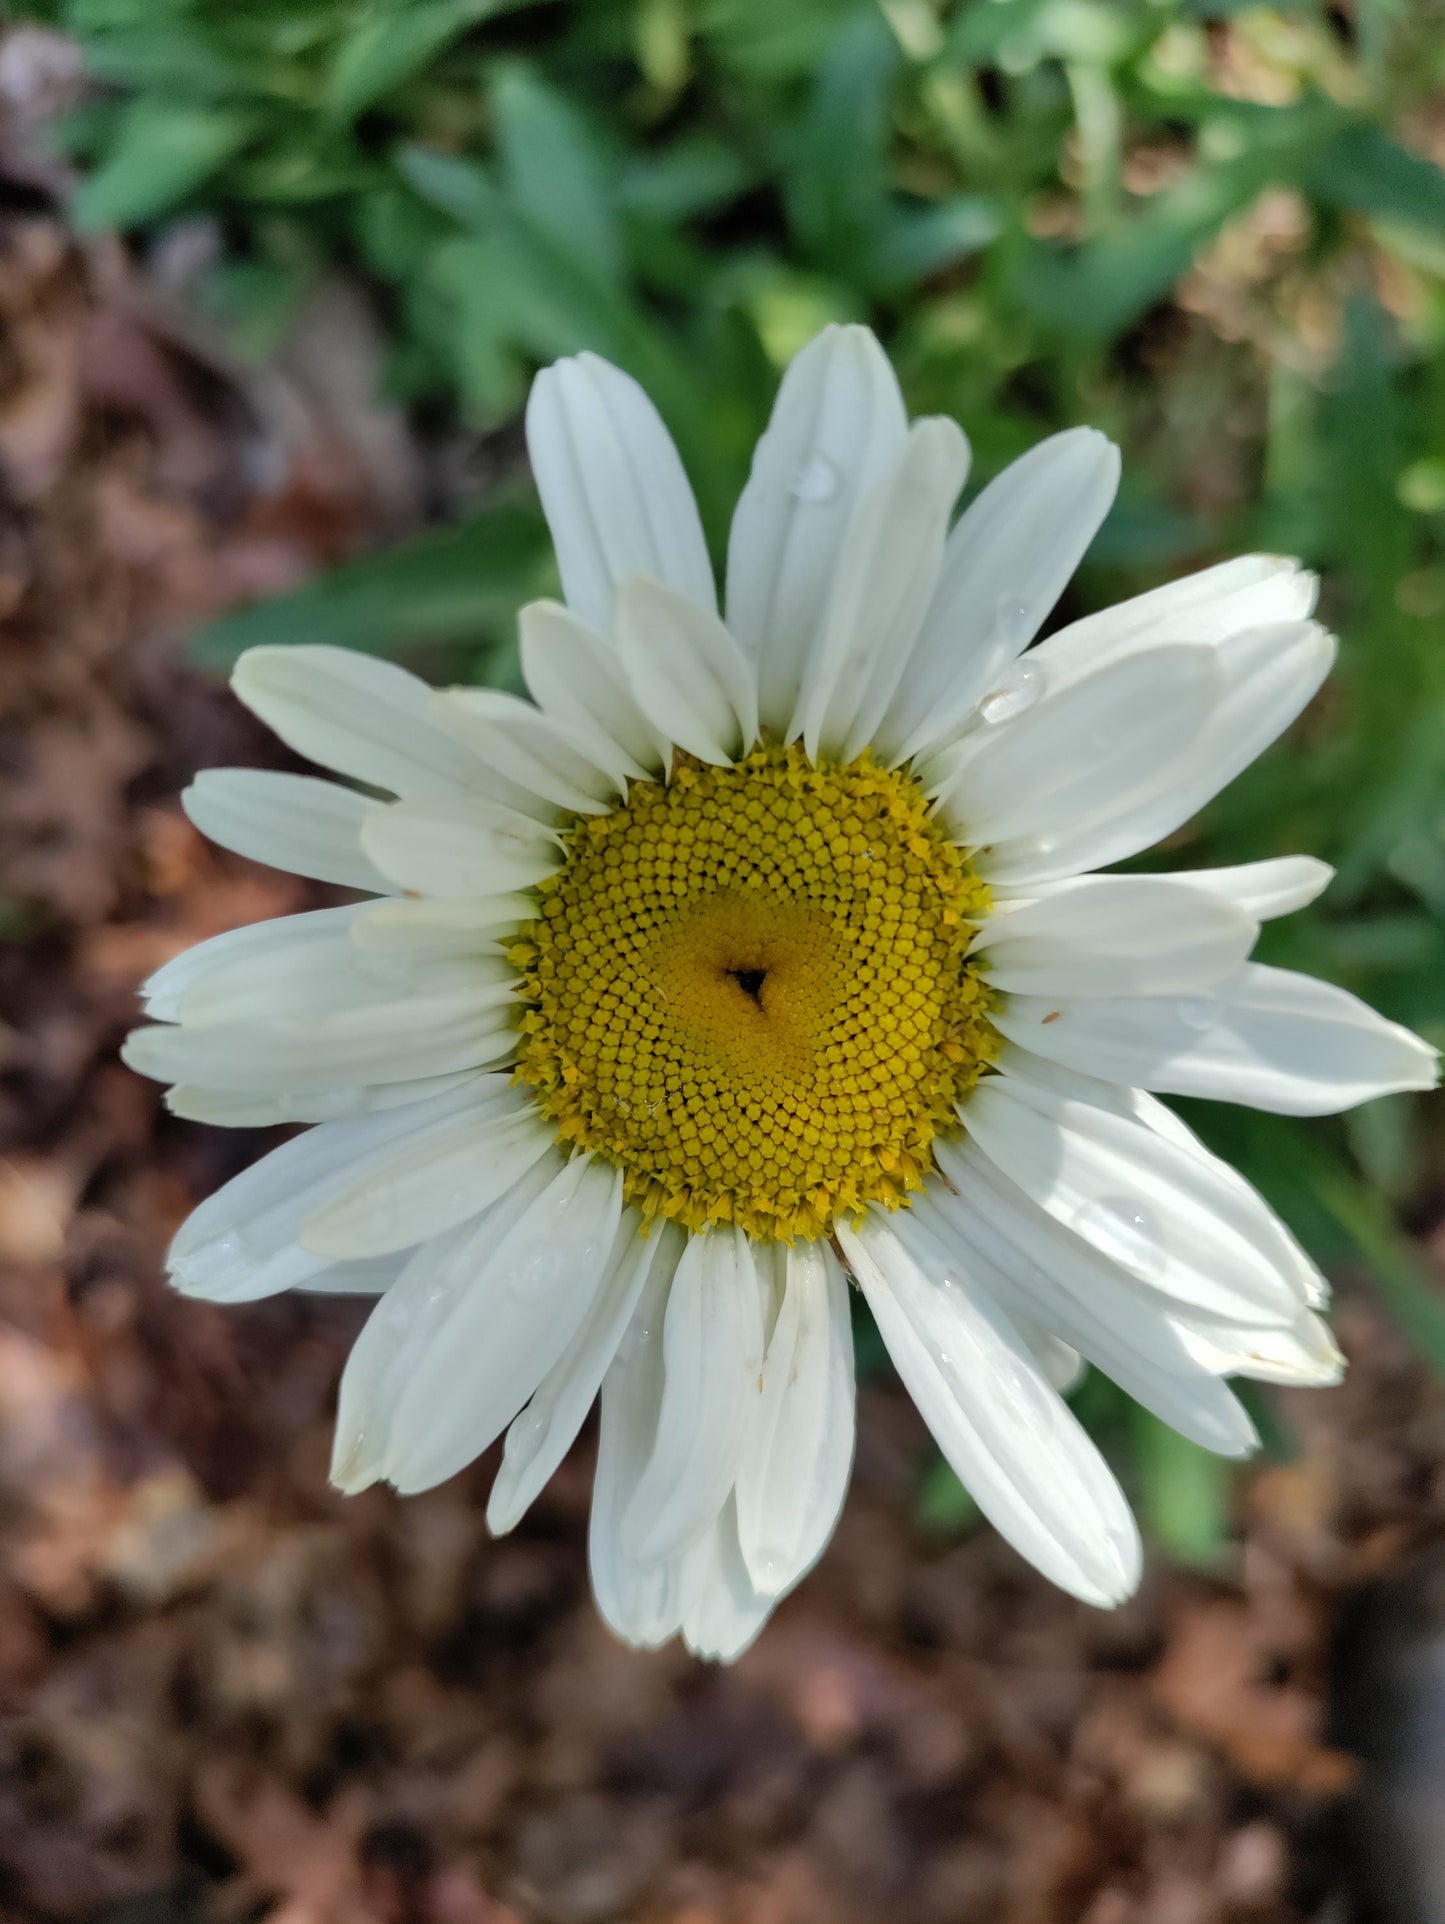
[961,1072,1304,1326]
[1032,554,1318,689]
[875,427,1120,765]
[360,795,562,897]
[588,1228,698,1647]
[973,875,1257,996]
[1168,856,1333,921]
[182,769,397,894]
[349,894,534,964]
[329,1161,563,1494]
[992,961,1439,1115]
[681,1496,777,1663]
[165,1070,485,1128]
[987,1048,1330,1311]
[734,1241,855,1596]
[431,686,628,814]
[161,918,509,1029]
[726,324,908,737]
[299,1103,555,1259]
[330,1220,482,1495]
[1173,1309,1343,1386]
[518,598,664,777]
[487,1212,661,1536]
[919,1153,1259,1457]
[526,351,715,635]
[1091,621,1337,864]
[142,905,366,1021]
[622,1225,765,1567]
[839,1211,1141,1607]
[162,1079,500,1302]
[380,1154,625,1494]
[124,988,516,1095]
[231,644,517,803]
[789,417,970,762]
[615,574,759,766]
[937,644,1220,870]
[1018,1325,1085,1393]
[296,1255,400,1294]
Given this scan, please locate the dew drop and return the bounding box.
[1072,1195,1166,1284]
[512,1401,547,1446]
[992,594,1034,647]
[182,1227,255,1292]
[977,659,1045,726]
[789,453,840,504]
[506,1240,570,1301]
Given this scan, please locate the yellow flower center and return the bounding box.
[510,744,997,1241]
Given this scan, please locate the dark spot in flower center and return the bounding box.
[728,967,767,1004]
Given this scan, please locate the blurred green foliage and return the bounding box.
[28,0,1445,1557]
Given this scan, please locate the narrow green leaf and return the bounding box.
[787,7,898,273]
[868,195,1001,289]
[1020,107,1336,338]
[1315,1170,1445,1374]
[326,0,514,119]
[396,144,501,229]
[1304,123,1445,235]
[916,1457,982,1536]
[492,63,622,286]
[71,100,253,230]
[1131,1406,1232,1567]
[188,507,554,667]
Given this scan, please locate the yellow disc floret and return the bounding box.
[511,743,997,1241]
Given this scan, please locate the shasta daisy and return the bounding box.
[126,325,1438,1660]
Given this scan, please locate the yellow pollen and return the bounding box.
[512,743,999,1241]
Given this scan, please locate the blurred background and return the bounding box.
[0,1,1443,1918]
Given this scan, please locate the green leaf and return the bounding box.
[1304,123,1445,235]
[868,196,1001,290]
[189,506,553,667]
[787,7,898,274]
[427,234,525,421]
[915,1457,982,1536]
[703,0,870,80]
[70,100,254,230]
[618,138,753,222]
[1314,1167,1445,1374]
[395,144,501,229]
[79,27,249,99]
[1131,1407,1232,1567]
[1020,105,1338,338]
[491,63,622,286]
[326,0,515,119]
[398,142,698,457]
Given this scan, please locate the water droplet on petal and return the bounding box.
[789,453,839,503]
[1071,1196,1166,1284]
[992,594,1034,648]
[977,659,1045,726]
[512,1401,547,1446]
[505,1240,571,1301]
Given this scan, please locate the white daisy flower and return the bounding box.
[125,325,1438,1661]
